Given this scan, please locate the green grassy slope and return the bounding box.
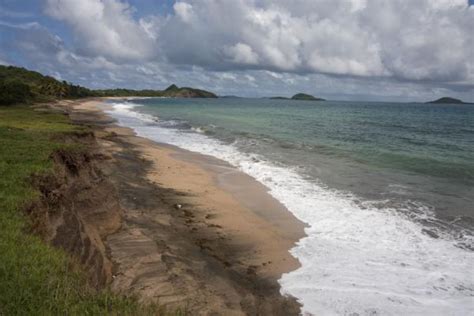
[0,105,160,315]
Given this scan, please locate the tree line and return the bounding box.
[0,66,95,105]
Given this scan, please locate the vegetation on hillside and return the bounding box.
[96,84,217,98]
[162,83,217,98]
[0,65,216,105]
[291,93,325,101]
[0,66,95,105]
[0,106,162,314]
[269,93,326,101]
[0,80,32,105]
[426,97,467,104]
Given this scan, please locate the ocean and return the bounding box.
[106,98,474,315]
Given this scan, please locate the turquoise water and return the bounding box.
[136,98,474,220]
[108,98,474,315]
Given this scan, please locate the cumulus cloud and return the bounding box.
[2,0,472,101]
[360,0,473,83]
[42,0,473,85]
[44,0,158,61]
[174,2,195,23]
[159,0,473,84]
[224,43,259,65]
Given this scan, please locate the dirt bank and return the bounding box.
[28,129,122,288]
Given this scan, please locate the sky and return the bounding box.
[0,0,473,102]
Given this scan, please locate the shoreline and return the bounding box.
[62,98,306,314]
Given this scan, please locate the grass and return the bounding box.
[0,105,163,315]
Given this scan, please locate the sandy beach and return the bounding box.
[61,98,305,315]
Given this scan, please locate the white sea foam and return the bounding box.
[108,101,155,123]
[107,102,474,316]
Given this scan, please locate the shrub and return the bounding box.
[0,80,32,105]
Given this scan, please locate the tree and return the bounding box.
[0,80,32,105]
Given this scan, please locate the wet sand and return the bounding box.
[61,98,306,315]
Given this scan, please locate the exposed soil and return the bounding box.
[27,131,122,288]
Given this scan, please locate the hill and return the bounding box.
[0,65,95,105]
[162,84,217,98]
[0,65,217,105]
[426,97,467,104]
[291,93,325,101]
[95,84,216,98]
[268,94,326,101]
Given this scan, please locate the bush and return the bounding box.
[0,80,32,105]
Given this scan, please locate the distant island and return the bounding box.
[426,97,469,104]
[269,93,325,101]
[291,93,325,101]
[219,95,243,99]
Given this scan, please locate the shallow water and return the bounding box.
[106,98,474,315]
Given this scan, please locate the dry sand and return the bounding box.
[61,98,306,315]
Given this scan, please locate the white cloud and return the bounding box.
[160,0,473,83]
[173,2,194,23]
[45,0,158,61]
[0,20,40,30]
[3,0,472,101]
[42,0,473,85]
[224,43,259,65]
[360,0,473,83]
